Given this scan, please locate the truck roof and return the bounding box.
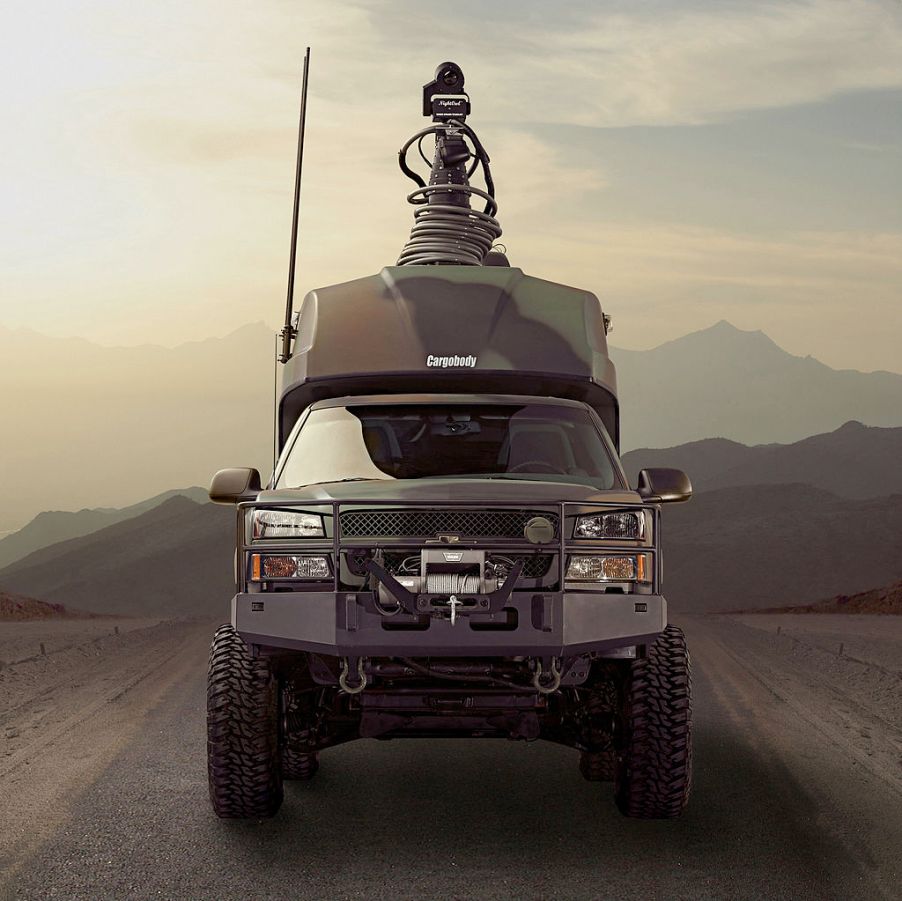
[308,393,595,410]
[279,266,619,448]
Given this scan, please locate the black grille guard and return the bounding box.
[235,497,661,595]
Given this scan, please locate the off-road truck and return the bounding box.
[207,60,693,820]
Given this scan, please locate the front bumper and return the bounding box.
[233,590,666,657]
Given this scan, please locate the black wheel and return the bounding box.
[282,746,319,781]
[207,624,283,818]
[615,624,692,819]
[580,749,616,781]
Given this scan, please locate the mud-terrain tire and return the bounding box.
[282,747,319,781]
[207,624,283,818]
[615,624,692,819]
[580,749,616,781]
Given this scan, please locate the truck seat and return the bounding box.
[501,424,577,474]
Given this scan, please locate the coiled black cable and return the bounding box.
[397,121,502,266]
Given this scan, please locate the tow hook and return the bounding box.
[532,658,562,694]
[339,657,367,694]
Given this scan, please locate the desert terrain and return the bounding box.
[1,609,900,899]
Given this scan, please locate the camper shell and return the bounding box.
[277,265,620,449]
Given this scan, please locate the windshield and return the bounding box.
[276,403,619,490]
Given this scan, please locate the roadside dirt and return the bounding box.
[682,616,902,900]
[2,615,901,899]
[715,614,902,763]
[0,617,164,665]
[727,612,902,672]
[0,619,214,887]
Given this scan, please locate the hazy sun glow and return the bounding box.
[1,0,901,371]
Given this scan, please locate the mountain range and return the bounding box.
[0,487,207,571]
[2,317,900,545]
[0,496,235,619]
[621,420,902,498]
[2,426,901,617]
[611,320,902,450]
[662,485,902,613]
[0,487,897,618]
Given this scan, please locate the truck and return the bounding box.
[207,59,693,820]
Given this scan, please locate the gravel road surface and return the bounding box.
[2,616,900,900]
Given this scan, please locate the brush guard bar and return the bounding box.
[232,497,666,658]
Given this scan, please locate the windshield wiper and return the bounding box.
[303,477,389,487]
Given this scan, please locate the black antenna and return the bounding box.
[272,332,279,471]
[279,47,311,364]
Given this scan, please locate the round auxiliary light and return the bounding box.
[524,516,555,545]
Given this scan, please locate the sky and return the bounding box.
[1,0,901,372]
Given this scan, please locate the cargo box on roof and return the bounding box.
[279,265,619,448]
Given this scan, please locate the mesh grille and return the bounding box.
[339,509,559,540]
[346,552,554,580]
[494,554,554,579]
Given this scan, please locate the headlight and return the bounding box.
[566,554,650,583]
[575,511,644,540]
[253,510,324,538]
[250,554,331,580]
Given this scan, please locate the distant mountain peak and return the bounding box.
[687,319,778,344]
[709,319,743,332]
[632,319,787,364]
[834,419,867,433]
[609,319,783,359]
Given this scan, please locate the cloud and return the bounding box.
[1,0,900,374]
[118,0,902,176]
[523,220,902,296]
[510,0,902,126]
[519,221,902,371]
[314,0,902,127]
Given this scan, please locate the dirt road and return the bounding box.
[2,616,900,900]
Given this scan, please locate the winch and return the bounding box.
[376,548,503,610]
[366,547,523,621]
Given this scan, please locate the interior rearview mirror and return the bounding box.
[635,468,692,504]
[209,468,262,505]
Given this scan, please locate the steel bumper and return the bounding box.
[233,591,667,657]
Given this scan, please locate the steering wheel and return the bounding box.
[508,460,560,474]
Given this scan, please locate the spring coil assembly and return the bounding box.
[425,572,482,595]
[397,185,501,266]
[397,121,502,266]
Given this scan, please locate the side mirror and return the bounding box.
[209,468,262,505]
[636,468,692,504]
